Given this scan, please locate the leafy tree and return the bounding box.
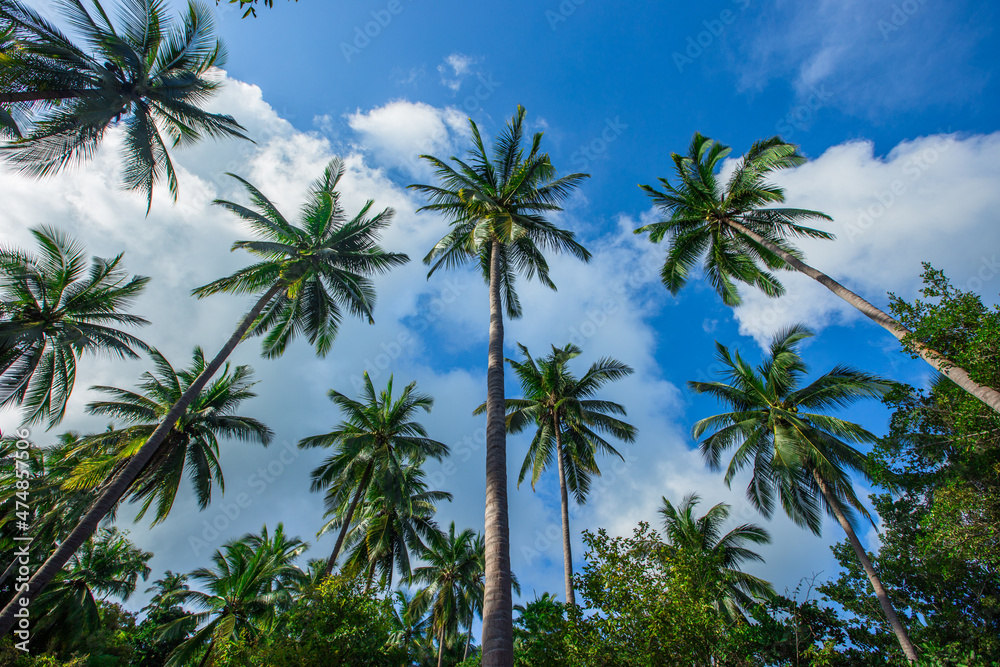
[0,0,249,211]
[512,593,566,667]
[0,158,407,636]
[130,571,196,667]
[0,226,149,427]
[410,105,591,665]
[689,325,918,661]
[66,347,272,525]
[658,493,773,622]
[481,342,635,606]
[300,373,448,575]
[636,133,1000,415]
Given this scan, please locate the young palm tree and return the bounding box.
[0,0,249,211]
[658,493,773,623]
[689,325,918,661]
[161,532,303,667]
[0,158,408,635]
[388,589,432,666]
[337,461,451,591]
[64,346,272,525]
[300,373,448,575]
[636,132,1000,415]
[409,105,591,665]
[0,226,150,427]
[409,522,485,667]
[477,342,636,606]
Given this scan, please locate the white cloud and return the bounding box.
[437,52,479,92]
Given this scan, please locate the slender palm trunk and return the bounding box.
[437,625,446,667]
[553,413,576,606]
[0,284,284,636]
[197,637,217,667]
[481,239,513,666]
[325,459,375,576]
[464,626,473,660]
[812,471,918,662]
[727,218,1000,415]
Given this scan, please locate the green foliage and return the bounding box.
[513,594,566,667]
[216,0,298,19]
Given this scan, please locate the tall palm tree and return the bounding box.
[478,342,636,606]
[636,132,1000,415]
[337,461,451,591]
[161,532,303,667]
[300,373,448,575]
[65,346,272,525]
[0,226,150,427]
[409,105,591,665]
[689,324,918,661]
[0,158,408,635]
[0,0,249,212]
[658,493,773,623]
[409,522,485,667]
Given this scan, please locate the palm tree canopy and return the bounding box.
[410,105,591,318]
[635,133,834,306]
[0,0,250,211]
[476,342,636,503]
[0,226,150,427]
[689,324,892,535]
[67,346,273,525]
[658,493,773,621]
[193,158,409,358]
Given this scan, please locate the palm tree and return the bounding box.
[0,226,150,427]
[689,324,918,661]
[0,158,408,635]
[636,132,1000,415]
[300,373,449,575]
[161,532,303,667]
[658,493,773,623]
[479,342,636,606]
[0,0,249,212]
[409,522,484,667]
[409,105,591,665]
[337,461,451,591]
[65,346,272,525]
[388,589,431,667]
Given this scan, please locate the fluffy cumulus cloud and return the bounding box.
[5,74,988,612]
[730,132,1000,346]
[438,52,480,92]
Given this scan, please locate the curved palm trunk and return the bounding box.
[324,459,375,576]
[553,414,576,606]
[437,625,446,667]
[197,638,217,667]
[727,219,1000,415]
[0,284,284,636]
[812,471,918,662]
[464,626,473,660]
[481,239,513,667]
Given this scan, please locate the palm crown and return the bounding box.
[0,226,150,427]
[0,0,249,211]
[636,133,833,306]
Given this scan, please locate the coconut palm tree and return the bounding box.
[65,346,272,525]
[0,226,150,427]
[409,105,591,665]
[636,132,1000,415]
[0,0,249,211]
[658,493,773,622]
[300,373,449,575]
[0,158,408,635]
[337,461,451,591]
[478,342,636,606]
[161,532,303,667]
[388,589,431,666]
[689,324,918,661]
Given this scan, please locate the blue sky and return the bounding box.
[3,0,1000,623]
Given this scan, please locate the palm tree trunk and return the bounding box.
[197,637,217,667]
[553,413,576,606]
[464,626,473,661]
[481,239,513,667]
[726,218,1000,415]
[437,625,446,667]
[811,471,918,662]
[324,459,375,576]
[0,284,285,636]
